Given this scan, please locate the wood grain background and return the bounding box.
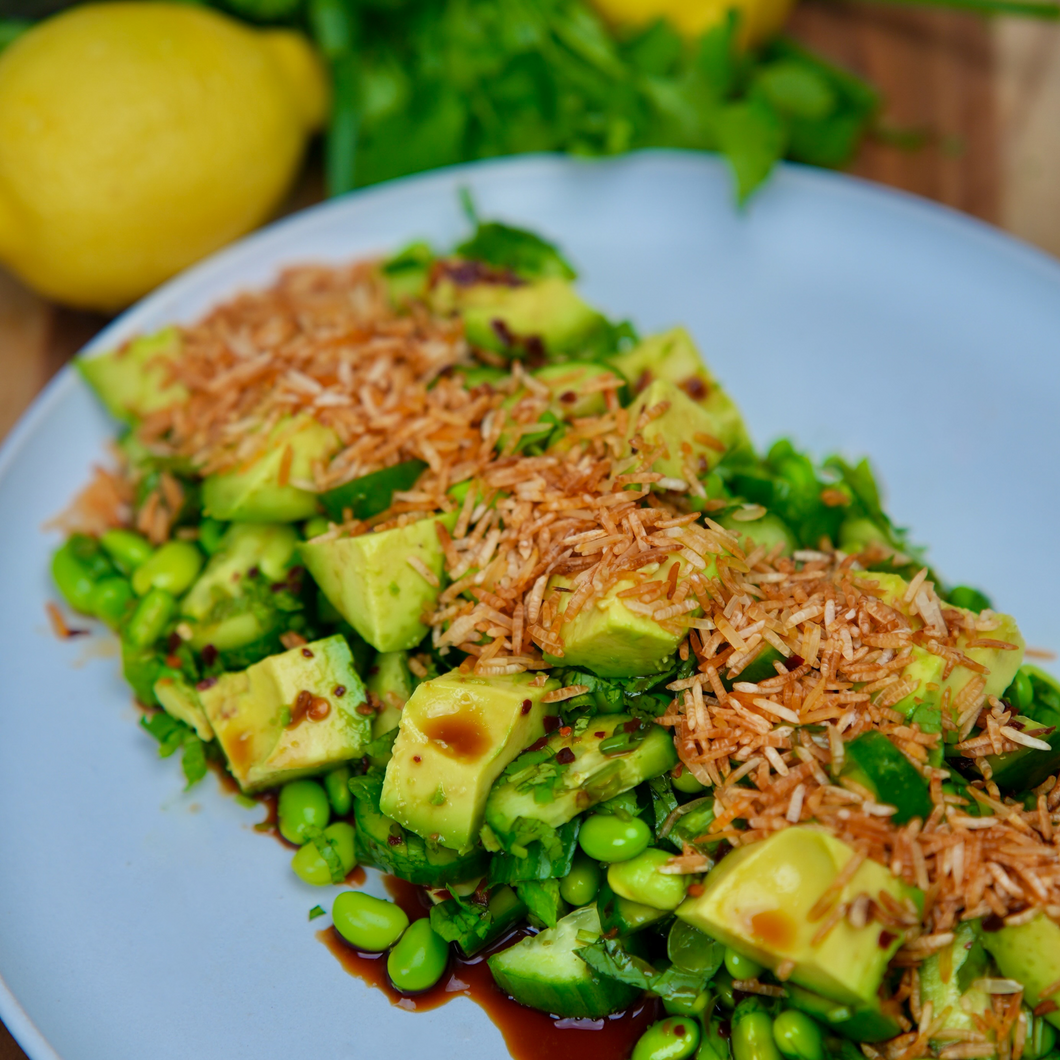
[3,9,1059,1057]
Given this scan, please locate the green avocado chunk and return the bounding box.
[300,512,457,652]
[153,674,213,741]
[380,671,560,852]
[982,913,1060,1029]
[609,327,751,453]
[676,826,912,1009]
[77,327,186,423]
[180,523,298,650]
[488,904,640,1018]
[198,634,369,793]
[202,416,338,523]
[484,715,677,844]
[438,277,608,357]
[366,650,413,741]
[919,922,992,1045]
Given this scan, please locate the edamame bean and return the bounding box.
[304,516,330,540]
[673,768,707,795]
[772,1010,824,1060]
[100,528,154,572]
[291,822,356,885]
[724,947,766,981]
[662,990,710,1017]
[125,587,176,647]
[332,890,409,950]
[324,765,352,817]
[1009,668,1035,712]
[68,533,115,580]
[51,542,97,613]
[714,970,736,1010]
[386,919,449,993]
[608,847,688,910]
[579,813,652,862]
[131,540,203,597]
[632,1016,701,1060]
[278,779,331,845]
[197,518,227,556]
[559,852,602,906]
[732,1007,782,1060]
[90,576,134,628]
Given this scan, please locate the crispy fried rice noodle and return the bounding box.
[113,262,1060,1054]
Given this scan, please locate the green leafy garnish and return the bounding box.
[515,878,563,928]
[140,711,208,790]
[308,905,326,921]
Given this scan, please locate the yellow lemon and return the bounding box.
[0,3,328,310]
[590,0,796,48]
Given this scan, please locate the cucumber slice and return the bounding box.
[318,459,427,523]
[597,879,671,937]
[841,731,931,824]
[785,983,901,1043]
[353,785,488,886]
[986,710,1060,792]
[488,904,641,1018]
[484,715,677,844]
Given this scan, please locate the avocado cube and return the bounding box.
[379,671,560,852]
[627,378,732,485]
[982,913,1060,1030]
[891,647,945,719]
[610,327,751,452]
[676,826,910,1009]
[439,277,607,356]
[202,416,338,523]
[199,634,369,793]
[77,327,187,424]
[153,674,214,741]
[544,538,713,677]
[181,523,299,650]
[300,512,457,653]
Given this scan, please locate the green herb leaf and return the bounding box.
[456,220,577,281]
[515,878,563,928]
[308,828,347,884]
[309,905,326,921]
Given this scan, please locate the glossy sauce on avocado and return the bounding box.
[320,875,660,1060]
[421,712,491,760]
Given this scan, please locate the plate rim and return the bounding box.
[3,147,1060,1060]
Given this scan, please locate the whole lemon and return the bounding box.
[0,3,328,310]
[590,0,795,48]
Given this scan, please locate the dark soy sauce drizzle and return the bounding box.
[319,875,660,1060]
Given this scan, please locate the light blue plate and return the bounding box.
[2,152,1059,1060]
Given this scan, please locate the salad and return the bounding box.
[51,213,1060,1060]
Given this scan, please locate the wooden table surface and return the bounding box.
[2,8,1059,1057]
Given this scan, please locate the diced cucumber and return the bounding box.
[488,904,641,1018]
[318,460,427,523]
[841,731,931,824]
[597,878,671,937]
[353,784,488,886]
[785,983,901,1043]
[484,715,677,844]
[986,670,1060,791]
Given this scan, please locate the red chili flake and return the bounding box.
[717,1021,731,1040]
[559,390,577,404]
[602,928,619,939]
[543,715,560,733]
[679,376,708,401]
[201,644,218,667]
[491,318,515,347]
[247,567,260,578]
[555,748,576,765]
[166,631,182,652]
[196,677,217,691]
[521,698,532,715]
[1034,1001,1059,1017]
[355,703,375,716]
[687,883,705,898]
[559,726,572,737]
[673,1025,686,1038]
[527,736,549,753]
[387,834,403,847]
[594,731,606,738]
[288,689,330,726]
[334,685,346,697]
[982,914,1005,933]
[413,756,422,763]
[301,647,314,658]
[784,654,805,672]
[877,930,896,949]
[165,654,182,668]
[623,719,642,733]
